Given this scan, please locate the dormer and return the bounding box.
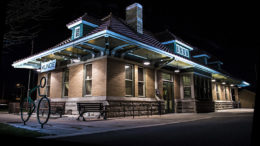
[155,30,193,58]
[193,54,211,65]
[162,40,193,58]
[208,61,223,70]
[66,13,100,40]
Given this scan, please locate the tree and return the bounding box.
[3,0,60,49]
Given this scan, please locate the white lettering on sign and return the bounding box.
[175,44,190,58]
[41,59,56,73]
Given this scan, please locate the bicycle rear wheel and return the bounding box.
[20,97,35,124]
[37,96,50,128]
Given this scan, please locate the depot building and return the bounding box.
[12,3,250,117]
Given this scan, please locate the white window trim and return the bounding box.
[74,26,81,38]
[84,64,92,96]
[138,67,145,97]
[125,64,134,97]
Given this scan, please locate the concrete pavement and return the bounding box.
[0,108,254,139]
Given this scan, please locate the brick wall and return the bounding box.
[92,58,107,96]
[107,57,125,97]
[68,64,84,97]
[174,73,180,99]
[145,68,155,98]
[50,71,62,98]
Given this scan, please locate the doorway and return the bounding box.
[163,81,174,113]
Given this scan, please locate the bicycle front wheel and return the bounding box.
[37,96,51,127]
[20,97,35,123]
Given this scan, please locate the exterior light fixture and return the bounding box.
[222,82,226,85]
[211,79,216,82]
[143,61,150,65]
[174,69,180,73]
[72,58,80,63]
[230,84,234,87]
[36,69,41,72]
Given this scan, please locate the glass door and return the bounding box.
[163,81,174,113]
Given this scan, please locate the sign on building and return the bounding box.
[41,59,56,73]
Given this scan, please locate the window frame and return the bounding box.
[138,67,145,97]
[74,26,81,38]
[84,64,92,96]
[62,69,69,98]
[216,83,220,100]
[125,64,134,97]
[182,74,192,99]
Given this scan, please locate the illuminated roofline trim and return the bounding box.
[12,30,108,68]
[193,54,211,59]
[67,20,98,29]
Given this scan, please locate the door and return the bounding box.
[163,81,174,113]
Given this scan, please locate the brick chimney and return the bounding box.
[126,3,143,34]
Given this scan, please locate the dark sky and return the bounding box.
[2,0,259,99]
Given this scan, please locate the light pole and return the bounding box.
[27,39,34,97]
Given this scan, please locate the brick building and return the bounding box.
[12,3,249,117]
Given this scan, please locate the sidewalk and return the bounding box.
[0,109,254,139]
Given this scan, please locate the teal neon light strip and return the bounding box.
[81,42,105,51]
[193,54,210,58]
[12,30,108,68]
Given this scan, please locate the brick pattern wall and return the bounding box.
[91,58,107,96]
[145,68,155,98]
[174,73,181,99]
[50,71,62,98]
[68,64,84,97]
[107,58,125,97]
[106,100,165,117]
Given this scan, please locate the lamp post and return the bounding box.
[27,39,34,97]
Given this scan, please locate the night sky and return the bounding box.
[1,0,259,99]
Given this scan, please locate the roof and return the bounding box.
[66,13,102,28]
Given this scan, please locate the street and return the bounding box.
[0,109,254,146]
[55,112,253,146]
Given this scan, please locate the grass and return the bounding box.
[0,123,49,138]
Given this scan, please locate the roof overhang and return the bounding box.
[12,29,249,87]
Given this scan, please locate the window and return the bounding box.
[62,69,69,97]
[46,73,51,97]
[182,74,192,98]
[74,26,80,38]
[162,72,171,81]
[138,67,145,97]
[216,84,220,100]
[125,65,133,96]
[225,86,228,100]
[175,44,190,58]
[85,64,92,95]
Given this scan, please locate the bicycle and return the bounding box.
[20,76,51,128]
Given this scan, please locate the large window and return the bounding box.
[85,64,92,96]
[62,69,69,97]
[225,86,228,100]
[125,65,133,96]
[46,72,51,97]
[216,84,220,100]
[194,75,212,100]
[182,74,192,98]
[138,67,145,97]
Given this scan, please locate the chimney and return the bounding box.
[126,3,143,34]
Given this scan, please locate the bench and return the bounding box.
[50,102,65,118]
[77,102,107,121]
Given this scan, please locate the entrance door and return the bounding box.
[163,81,174,113]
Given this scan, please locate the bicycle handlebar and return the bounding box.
[29,77,47,98]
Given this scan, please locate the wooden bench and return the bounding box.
[50,102,65,118]
[77,102,107,121]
